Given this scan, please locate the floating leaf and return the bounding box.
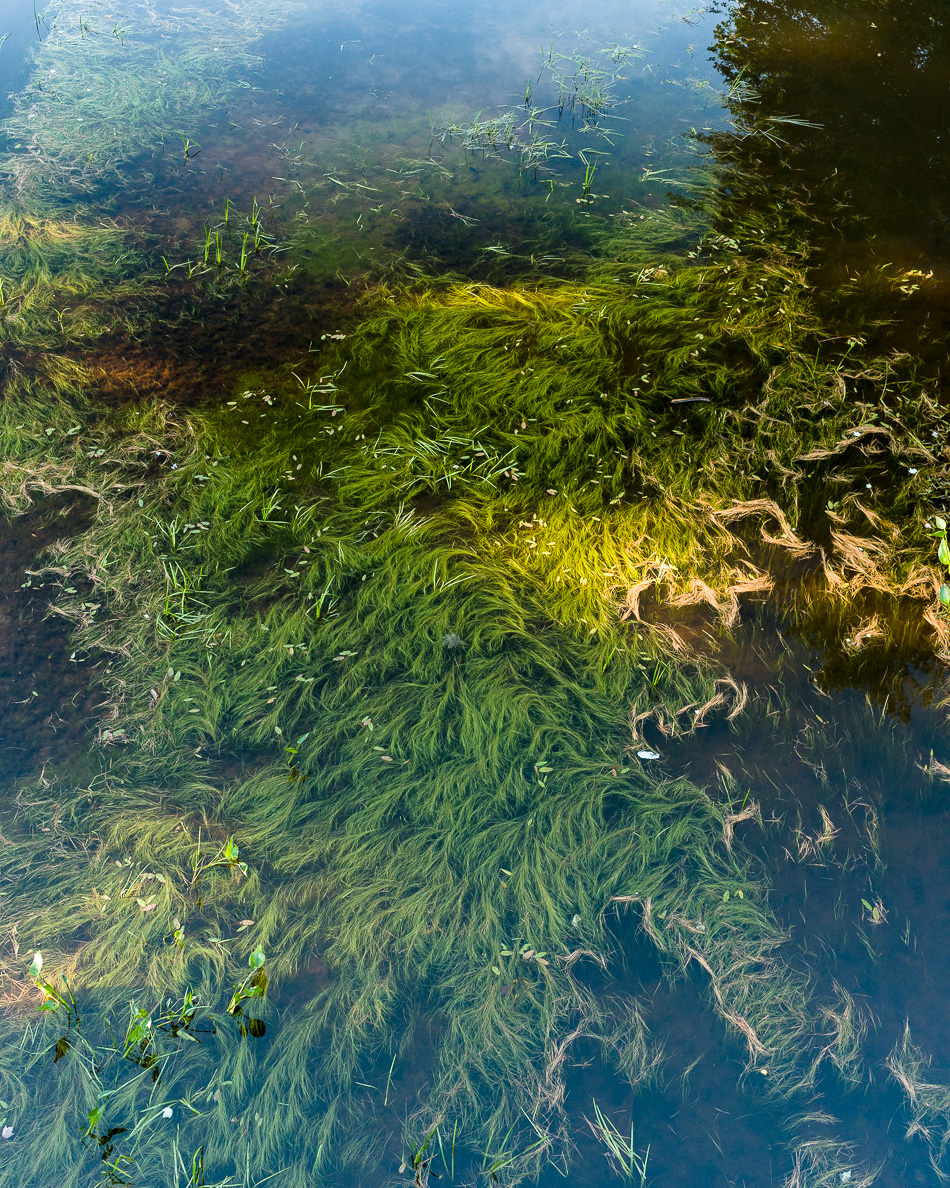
[939,538,950,567]
[249,948,266,971]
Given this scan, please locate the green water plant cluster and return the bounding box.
[0,211,929,1186]
[156,194,291,298]
[0,2,949,1187]
[8,947,269,1188]
[438,39,643,195]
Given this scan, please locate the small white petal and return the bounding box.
[161,1107,173,1119]
[636,750,661,760]
[1,1126,13,1139]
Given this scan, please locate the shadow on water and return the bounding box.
[710,0,950,264]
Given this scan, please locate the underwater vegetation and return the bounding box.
[1,0,288,203]
[2,2,950,1187]
[437,38,646,199]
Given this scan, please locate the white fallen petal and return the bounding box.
[636,750,661,760]
[161,1107,173,1119]
[1,1126,13,1139]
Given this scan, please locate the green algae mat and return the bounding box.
[1,2,950,1185]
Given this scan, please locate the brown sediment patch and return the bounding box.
[83,339,222,406]
[77,277,363,408]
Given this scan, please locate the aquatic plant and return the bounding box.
[0,293,908,1185]
[0,2,948,1186]
[932,517,950,609]
[888,1024,950,1180]
[585,1101,650,1183]
[438,39,642,182]
[0,203,149,411]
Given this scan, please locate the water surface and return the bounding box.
[1,2,950,1187]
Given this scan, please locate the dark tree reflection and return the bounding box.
[708,0,950,265]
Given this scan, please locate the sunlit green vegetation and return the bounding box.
[0,2,949,1187]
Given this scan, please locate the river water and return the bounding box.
[0,2,949,1187]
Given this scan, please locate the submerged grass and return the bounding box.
[1,0,289,203]
[0,227,921,1182]
[0,3,948,1187]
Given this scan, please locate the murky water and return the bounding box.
[2,2,950,1186]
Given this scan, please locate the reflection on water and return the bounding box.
[712,0,950,262]
[708,0,950,374]
[0,2,42,118]
[1,1,950,1186]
